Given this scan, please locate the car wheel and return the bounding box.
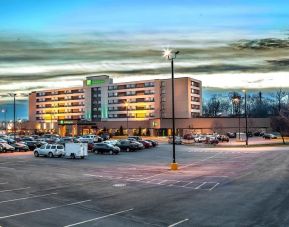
[58,155,62,158]
[71,153,76,159]
[48,152,53,158]
[34,151,39,157]
[126,148,130,152]
[109,150,113,155]
[81,156,84,159]
[94,149,99,154]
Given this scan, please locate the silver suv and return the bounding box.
[34,144,64,158]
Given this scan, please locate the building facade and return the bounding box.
[29,75,202,136]
[83,75,202,121]
[29,87,85,135]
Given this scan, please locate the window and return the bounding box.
[192,89,200,95]
[46,145,51,149]
[57,146,63,149]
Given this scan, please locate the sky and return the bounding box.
[1,0,289,119]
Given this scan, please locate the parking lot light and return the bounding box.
[242,89,248,146]
[163,49,179,170]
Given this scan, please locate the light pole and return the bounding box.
[1,108,6,133]
[243,90,248,146]
[233,97,241,141]
[163,49,179,170]
[125,102,129,136]
[8,93,16,140]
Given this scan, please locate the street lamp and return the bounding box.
[163,49,180,170]
[233,97,241,141]
[125,102,129,136]
[242,90,248,146]
[1,108,6,133]
[8,93,17,140]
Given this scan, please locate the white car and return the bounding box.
[34,144,65,158]
[78,135,102,143]
[0,142,15,152]
[194,135,207,143]
[168,136,182,144]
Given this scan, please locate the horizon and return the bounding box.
[1,0,289,118]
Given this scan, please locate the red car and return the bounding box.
[138,140,153,149]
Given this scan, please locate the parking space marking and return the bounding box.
[0,187,30,193]
[209,183,220,191]
[180,154,220,169]
[168,218,189,227]
[194,182,207,189]
[0,192,58,204]
[0,200,91,220]
[0,182,8,185]
[63,208,134,227]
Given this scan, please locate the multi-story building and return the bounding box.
[29,75,202,136]
[83,75,202,121]
[29,87,85,135]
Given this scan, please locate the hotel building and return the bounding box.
[29,87,85,135]
[29,75,202,136]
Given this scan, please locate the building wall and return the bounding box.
[29,87,85,131]
[29,92,37,122]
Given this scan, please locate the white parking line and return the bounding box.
[63,208,134,227]
[180,154,219,169]
[194,182,207,189]
[0,200,91,219]
[209,183,220,191]
[168,218,189,227]
[0,182,8,185]
[0,192,58,204]
[0,187,30,193]
[182,181,194,187]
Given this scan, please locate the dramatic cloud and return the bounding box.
[1,32,289,103]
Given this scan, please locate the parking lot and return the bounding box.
[1,143,289,226]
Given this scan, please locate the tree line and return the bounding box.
[202,89,288,118]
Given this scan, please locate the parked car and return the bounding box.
[93,143,120,155]
[218,135,229,142]
[183,134,195,140]
[128,136,142,141]
[115,140,139,152]
[11,142,29,152]
[206,136,219,144]
[194,135,207,143]
[227,132,236,138]
[100,133,110,141]
[24,141,39,150]
[138,140,153,148]
[104,140,119,146]
[0,142,15,152]
[34,144,65,158]
[263,133,278,139]
[78,135,103,143]
[168,136,182,144]
[146,140,158,147]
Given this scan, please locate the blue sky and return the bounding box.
[1,0,289,33]
[1,0,289,120]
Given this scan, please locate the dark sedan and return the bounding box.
[93,143,120,155]
[115,140,139,152]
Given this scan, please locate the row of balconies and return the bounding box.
[108,83,154,90]
[36,90,83,97]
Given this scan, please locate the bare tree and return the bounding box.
[271,109,289,144]
[271,88,287,114]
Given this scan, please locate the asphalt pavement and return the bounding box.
[0,144,289,226]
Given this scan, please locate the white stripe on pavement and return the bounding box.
[0,200,91,219]
[63,208,134,227]
[0,192,58,204]
[0,187,30,193]
[168,218,189,227]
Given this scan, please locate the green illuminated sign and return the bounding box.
[59,120,75,125]
[86,79,105,86]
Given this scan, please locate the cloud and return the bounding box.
[0,32,289,100]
